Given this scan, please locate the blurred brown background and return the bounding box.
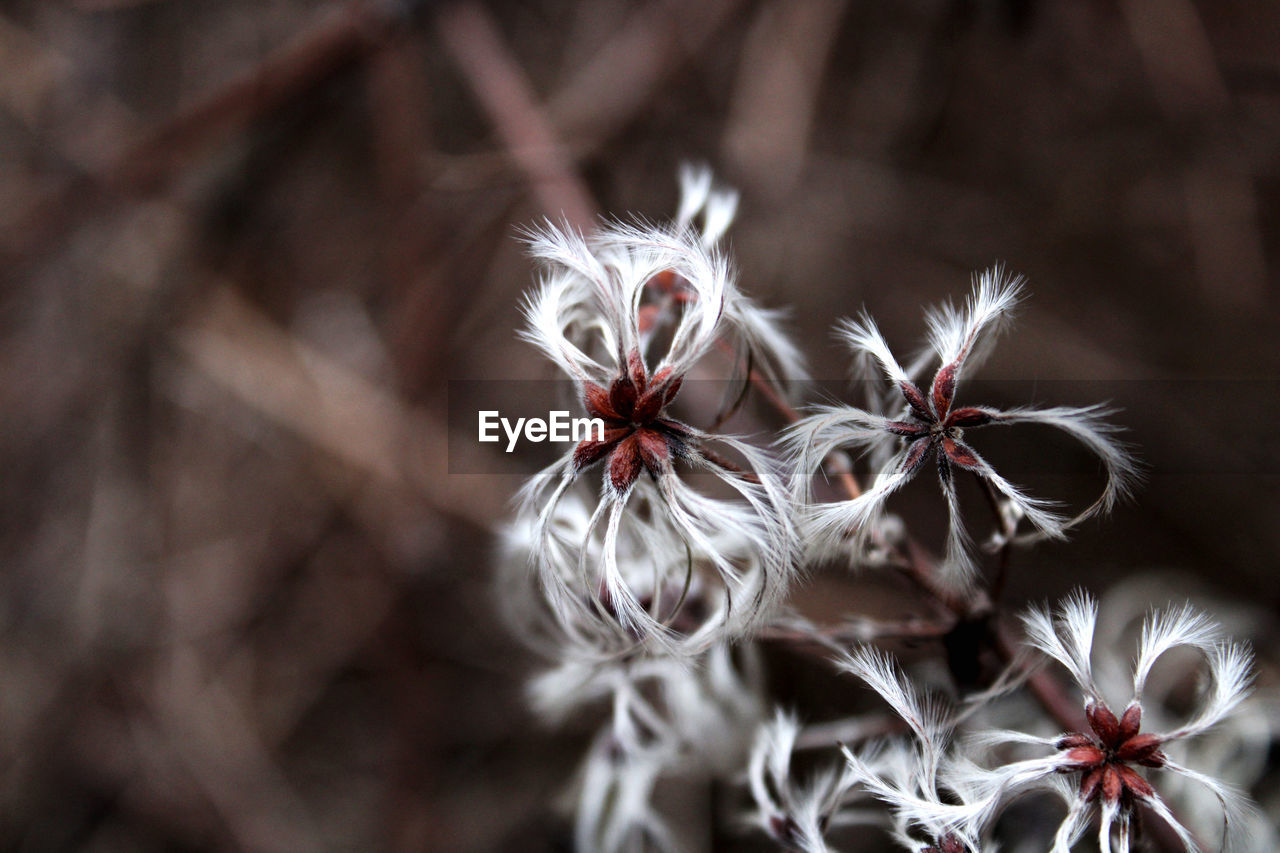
[2,0,1277,850]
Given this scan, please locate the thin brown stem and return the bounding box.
[991,620,1085,732]
[436,1,597,228]
[741,352,865,501]
[760,613,956,649]
[116,1,394,189]
[697,448,761,485]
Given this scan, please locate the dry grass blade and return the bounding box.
[174,286,510,529]
[437,1,597,227]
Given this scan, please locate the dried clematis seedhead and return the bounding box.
[837,647,993,852]
[571,350,694,495]
[919,834,968,853]
[785,268,1139,586]
[499,487,779,661]
[1091,576,1280,847]
[1052,702,1165,811]
[542,643,766,853]
[514,168,802,655]
[963,592,1258,852]
[575,731,676,853]
[744,711,872,853]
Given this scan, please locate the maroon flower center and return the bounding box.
[572,349,695,494]
[883,363,993,479]
[1055,702,1166,805]
[921,833,966,853]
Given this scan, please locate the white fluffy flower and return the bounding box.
[500,488,775,660]
[837,647,993,852]
[576,731,677,853]
[1090,577,1280,848]
[963,592,1257,852]
[785,268,1139,586]
[745,711,875,853]
[516,168,802,654]
[538,643,766,853]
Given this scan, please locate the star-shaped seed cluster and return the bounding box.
[920,833,966,853]
[1055,702,1166,806]
[572,349,696,494]
[884,361,993,484]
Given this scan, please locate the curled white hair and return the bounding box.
[786,268,1139,587]
[515,170,802,655]
[964,593,1258,852]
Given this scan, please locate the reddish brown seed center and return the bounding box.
[921,833,966,853]
[890,376,993,476]
[768,814,801,846]
[571,350,694,493]
[1055,702,1166,805]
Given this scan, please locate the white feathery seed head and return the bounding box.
[558,644,768,853]
[745,710,874,853]
[1089,580,1278,848]
[837,648,994,851]
[786,268,1139,587]
[970,593,1259,852]
[504,481,792,660]
[512,168,803,657]
[575,729,678,853]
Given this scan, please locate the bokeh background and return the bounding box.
[2,0,1278,850]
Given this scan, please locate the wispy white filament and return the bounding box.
[787,269,1139,585]
[513,169,802,658]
